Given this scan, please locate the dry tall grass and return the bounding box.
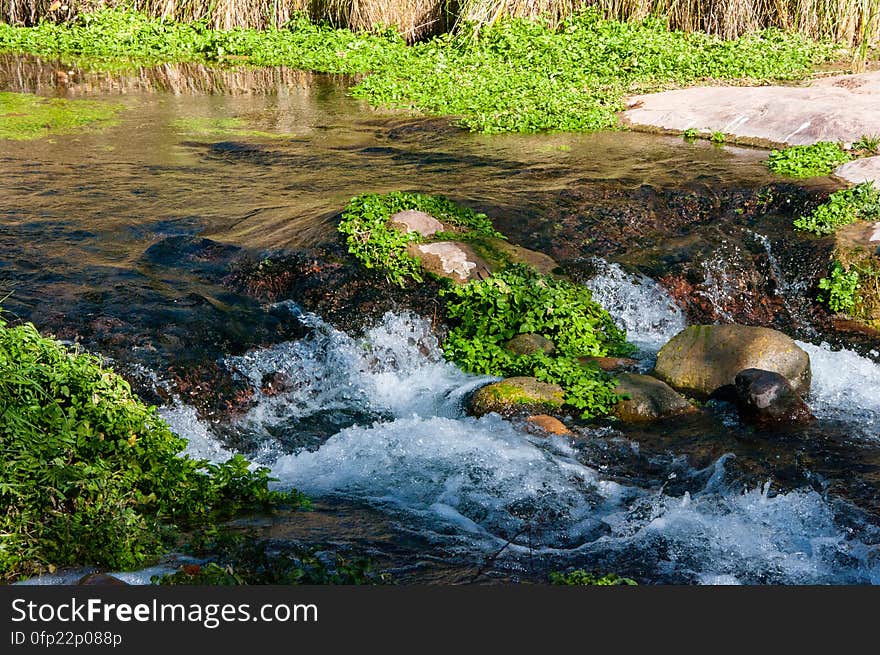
[2,0,879,46]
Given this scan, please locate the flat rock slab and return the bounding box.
[389,210,444,237]
[833,155,880,185]
[622,71,880,148]
[408,241,491,283]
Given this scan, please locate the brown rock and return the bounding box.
[579,355,640,372]
[506,333,555,356]
[526,414,571,435]
[389,209,444,237]
[734,368,814,427]
[77,573,128,586]
[653,324,811,399]
[468,377,565,418]
[612,373,697,423]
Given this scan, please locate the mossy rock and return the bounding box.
[654,324,811,399]
[468,237,564,277]
[612,373,697,423]
[832,221,880,329]
[505,333,555,356]
[468,377,565,418]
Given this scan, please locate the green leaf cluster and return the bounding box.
[442,265,634,418]
[767,141,852,178]
[549,569,637,585]
[793,182,880,235]
[0,315,305,581]
[818,262,861,313]
[338,191,502,286]
[0,8,835,134]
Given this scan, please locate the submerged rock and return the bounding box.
[733,368,814,427]
[612,372,697,423]
[526,414,571,435]
[505,333,555,356]
[77,573,128,586]
[654,324,811,399]
[468,377,564,418]
[408,241,491,284]
[389,209,444,237]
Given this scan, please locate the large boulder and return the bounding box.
[468,377,564,418]
[408,241,492,284]
[612,373,697,423]
[654,324,811,399]
[734,368,814,427]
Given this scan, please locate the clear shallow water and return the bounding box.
[3,55,879,584]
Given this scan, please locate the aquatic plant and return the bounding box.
[0,90,120,140]
[767,141,852,178]
[0,8,836,134]
[793,182,880,235]
[338,191,503,286]
[442,264,633,418]
[549,569,637,585]
[0,314,306,580]
[818,262,861,313]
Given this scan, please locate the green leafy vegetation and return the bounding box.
[0,91,120,140]
[818,262,861,313]
[852,133,880,155]
[710,131,726,143]
[155,531,388,585]
[0,8,836,134]
[442,265,633,418]
[549,569,637,585]
[793,182,880,235]
[338,191,502,286]
[0,315,305,581]
[767,141,852,178]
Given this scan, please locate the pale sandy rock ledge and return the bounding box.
[621,71,880,186]
[622,71,880,147]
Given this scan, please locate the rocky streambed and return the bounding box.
[4,55,880,584]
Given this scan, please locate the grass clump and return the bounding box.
[0,91,120,140]
[338,191,502,286]
[793,182,880,235]
[767,141,852,178]
[0,8,837,134]
[442,264,633,418]
[549,569,637,585]
[0,314,305,581]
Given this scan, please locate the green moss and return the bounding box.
[0,8,836,135]
[171,117,288,139]
[549,569,637,585]
[0,91,120,141]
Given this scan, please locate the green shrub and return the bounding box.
[793,182,880,235]
[818,262,861,313]
[549,569,637,585]
[0,315,305,580]
[338,191,502,286]
[442,265,633,418]
[767,141,852,178]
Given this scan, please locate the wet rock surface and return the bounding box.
[408,241,492,283]
[654,324,811,399]
[505,333,555,356]
[733,368,814,427]
[834,155,880,186]
[389,209,444,237]
[468,377,565,418]
[525,414,571,435]
[612,372,697,423]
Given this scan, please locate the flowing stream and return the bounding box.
[4,55,880,584]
